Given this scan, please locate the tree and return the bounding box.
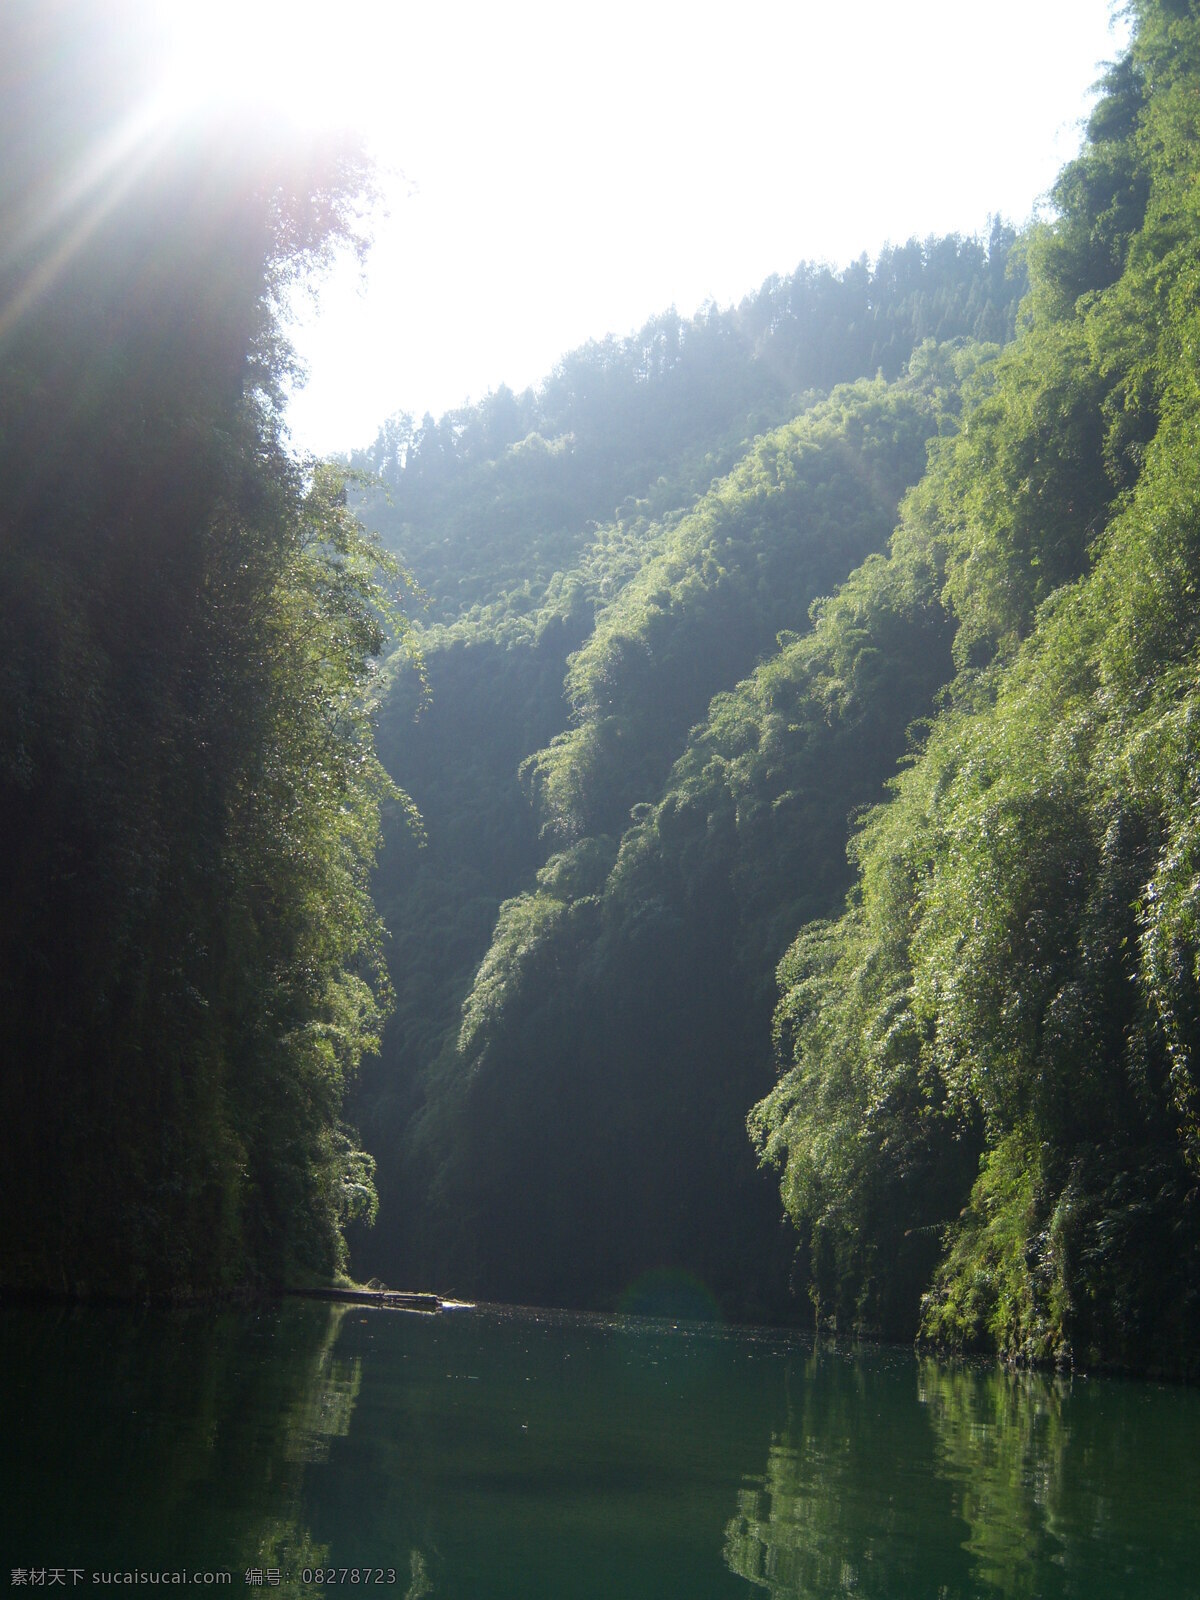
[0,0,399,1294]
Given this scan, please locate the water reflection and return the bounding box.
[724,1343,1200,1600]
[4,1304,1198,1597]
[920,1361,1070,1598]
[920,1359,1200,1599]
[724,1343,976,1598]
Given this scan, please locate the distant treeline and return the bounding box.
[351,228,1018,617]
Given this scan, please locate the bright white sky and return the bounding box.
[176,0,1129,457]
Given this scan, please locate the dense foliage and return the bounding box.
[353,244,1023,1315]
[347,0,1200,1373]
[0,3,399,1295]
[752,1,1200,1371]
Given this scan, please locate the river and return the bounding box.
[4,1300,1197,1596]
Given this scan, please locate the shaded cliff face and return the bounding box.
[0,1,388,1296]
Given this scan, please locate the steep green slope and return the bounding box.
[359,362,980,1311]
[753,5,1200,1372]
[522,379,940,842]
[352,245,1025,1228]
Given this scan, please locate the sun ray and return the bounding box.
[0,90,180,345]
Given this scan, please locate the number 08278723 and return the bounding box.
[299,1569,399,1585]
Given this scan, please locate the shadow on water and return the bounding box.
[2,1300,426,1593]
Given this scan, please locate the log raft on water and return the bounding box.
[286,1286,446,1312]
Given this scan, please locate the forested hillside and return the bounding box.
[350,242,1024,1315]
[752,5,1200,1373]
[351,233,1017,620]
[0,3,402,1295]
[351,0,1200,1372]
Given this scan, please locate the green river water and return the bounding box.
[3,1300,1197,1597]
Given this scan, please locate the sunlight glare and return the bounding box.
[163,0,366,135]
